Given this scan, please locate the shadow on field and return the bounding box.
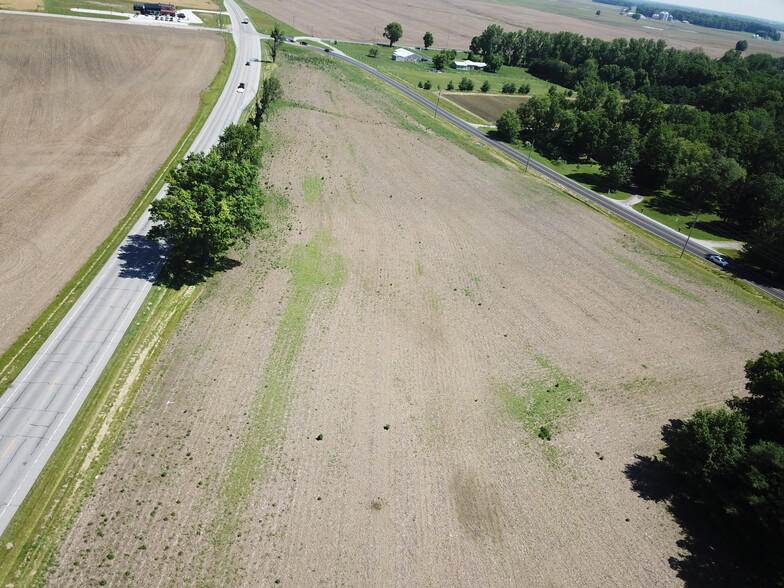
[624,422,755,587]
[118,234,169,282]
[155,254,241,289]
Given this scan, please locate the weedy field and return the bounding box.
[43,51,784,586]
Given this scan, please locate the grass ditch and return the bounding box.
[0,32,234,400]
[0,31,236,583]
[208,231,345,574]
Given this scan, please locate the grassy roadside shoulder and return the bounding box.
[0,31,235,583]
[0,33,234,400]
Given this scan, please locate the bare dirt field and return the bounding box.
[251,0,784,59]
[0,15,223,356]
[45,53,784,586]
[447,92,527,122]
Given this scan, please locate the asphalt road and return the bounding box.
[0,0,259,535]
[309,45,784,304]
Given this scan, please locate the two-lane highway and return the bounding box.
[0,0,260,535]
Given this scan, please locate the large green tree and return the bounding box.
[148,124,265,266]
[257,74,283,122]
[423,31,434,49]
[432,49,456,71]
[661,350,784,582]
[383,22,403,46]
[496,110,521,142]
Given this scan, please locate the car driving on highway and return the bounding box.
[707,254,729,267]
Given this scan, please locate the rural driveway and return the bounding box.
[0,0,260,535]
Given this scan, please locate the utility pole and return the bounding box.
[680,210,700,258]
[525,140,534,172]
[433,89,442,118]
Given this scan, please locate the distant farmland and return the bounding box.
[446,93,527,123]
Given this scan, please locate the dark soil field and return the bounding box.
[446,92,528,122]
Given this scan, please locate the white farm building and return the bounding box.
[392,48,419,62]
[451,59,487,70]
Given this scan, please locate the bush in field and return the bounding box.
[447,80,455,90]
[368,46,379,58]
[458,77,474,91]
[423,80,432,90]
[481,80,491,93]
[517,82,531,94]
[502,82,517,94]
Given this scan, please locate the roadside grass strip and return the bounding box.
[233,0,303,36]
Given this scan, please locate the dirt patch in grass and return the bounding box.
[446,92,527,122]
[248,0,784,59]
[45,52,784,587]
[0,16,223,356]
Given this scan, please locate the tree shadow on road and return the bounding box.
[117,234,169,282]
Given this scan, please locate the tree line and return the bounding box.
[148,76,282,272]
[592,0,781,41]
[480,23,784,278]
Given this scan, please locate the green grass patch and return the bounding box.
[632,198,742,243]
[302,174,325,203]
[191,10,227,29]
[233,0,303,36]
[497,355,583,461]
[0,33,235,585]
[42,0,132,17]
[612,253,702,302]
[209,230,344,558]
[338,42,565,99]
[0,32,235,401]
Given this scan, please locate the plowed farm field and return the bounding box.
[250,0,784,59]
[44,53,784,586]
[446,92,527,123]
[0,15,223,356]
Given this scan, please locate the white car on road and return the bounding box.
[707,254,729,267]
